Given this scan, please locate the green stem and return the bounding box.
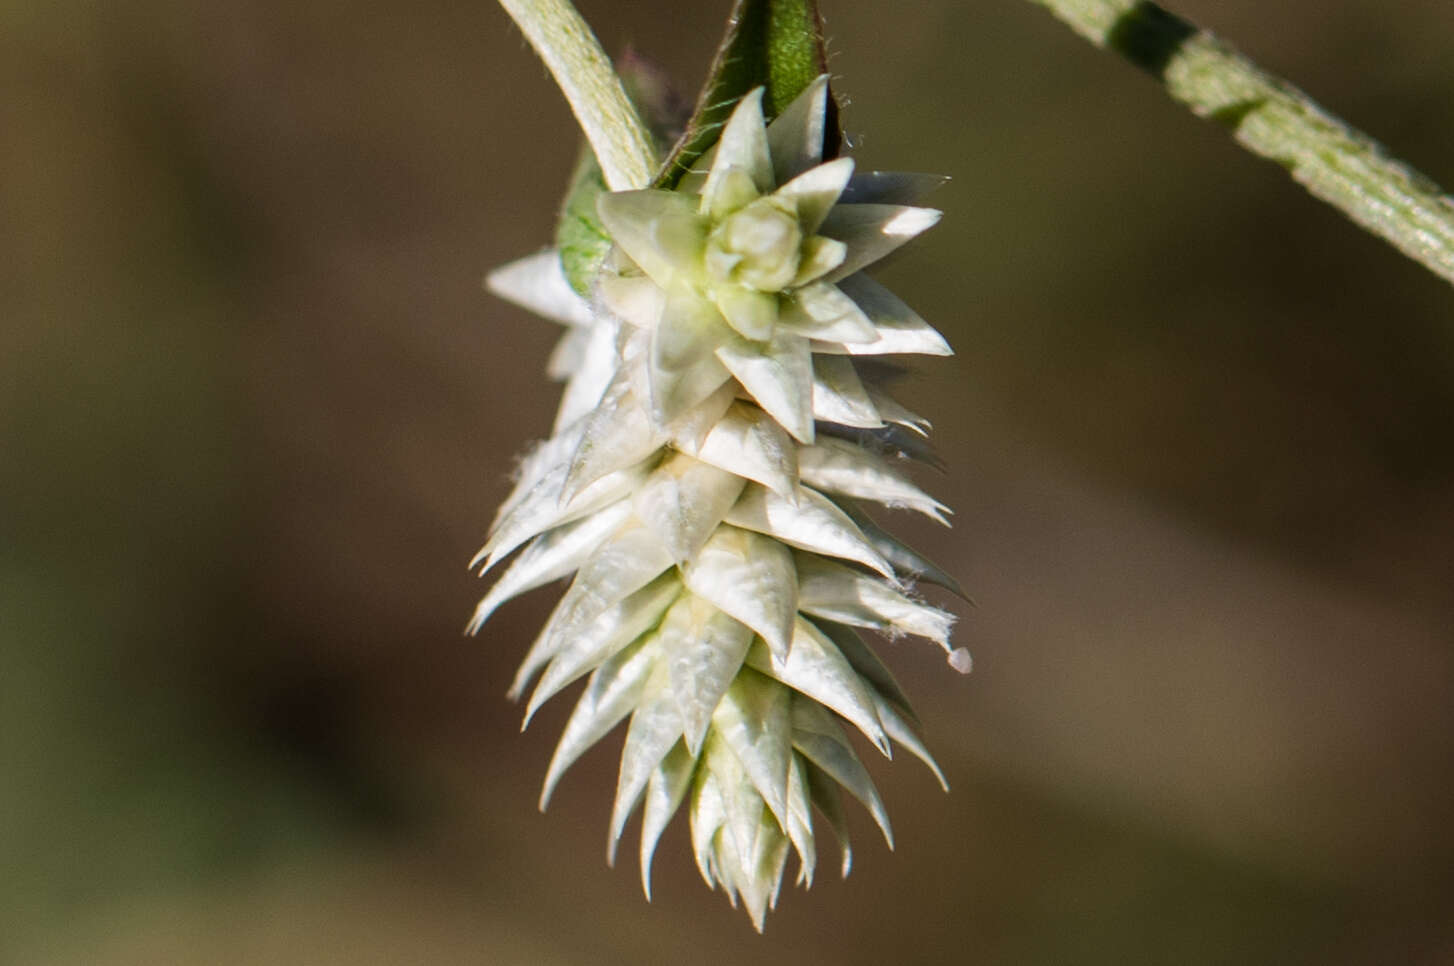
[498,0,658,191]
[1026,0,1454,287]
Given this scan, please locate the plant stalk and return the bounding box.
[498,0,658,191]
[1026,0,1454,287]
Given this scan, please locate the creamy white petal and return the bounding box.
[508,573,677,701]
[784,754,816,887]
[791,697,893,847]
[475,422,585,569]
[690,751,729,889]
[620,326,654,405]
[716,331,815,444]
[741,810,789,929]
[702,166,762,222]
[596,189,705,288]
[784,315,881,349]
[665,380,738,453]
[485,249,594,327]
[540,634,659,808]
[639,741,696,899]
[798,436,951,523]
[779,281,879,344]
[811,355,883,428]
[708,773,751,907]
[725,483,892,576]
[836,274,952,356]
[466,499,631,633]
[507,600,571,702]
[711,666,793,827]
[874,694,948,792]
[649,286,735,425]
[766,816,792,912]
[520,571,681,716]
[683,525,797,660]
[775,156,854,235]
[552,318,622,431]
[708,734,776,917]
[765,74,830,185]
[819,204,942,284]
[571,520,676,597]
[518,524,675,696]
[746,618,889,755]
[481,461,644,573]
[703,87,774,202]
[545,325,586,382]
[694,401,799,498]
[633,453,746,563]
[795,554,955,645]
[597,272,665,330]
[712,286,779,342]
[789,235,847,287]
[488,419,586,529]
[660,594,754,755]
[609,665,683,863]
[562,375,665,500]
[815,620,918,723]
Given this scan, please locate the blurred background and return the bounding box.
[4,0,1453,962]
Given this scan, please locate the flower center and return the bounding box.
[705,197,803,292]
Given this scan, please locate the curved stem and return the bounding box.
[1026,0,1454,287]
[498,0,658,191]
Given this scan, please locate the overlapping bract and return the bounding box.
[475,77,967,930]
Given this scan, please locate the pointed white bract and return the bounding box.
[475,77,966,931]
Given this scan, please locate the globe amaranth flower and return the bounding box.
[474,75,969,931]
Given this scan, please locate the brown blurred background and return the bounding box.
[4,0,1453,962]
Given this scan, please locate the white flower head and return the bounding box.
[592,80,948,445]
[478,76,968,931]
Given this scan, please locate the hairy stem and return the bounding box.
[1026,0,1454,287]
[498,0,658,190]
